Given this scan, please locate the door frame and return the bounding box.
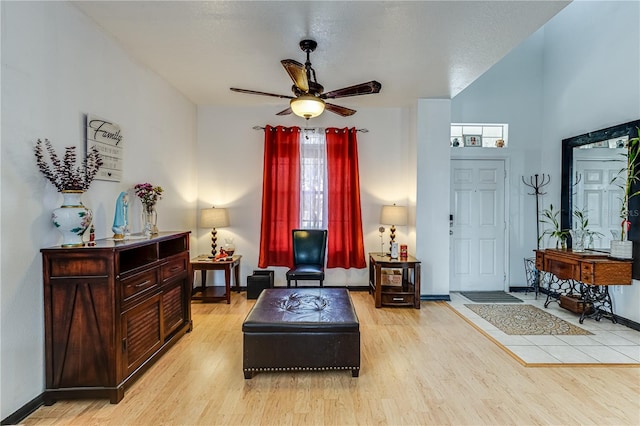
[449,155,511,291]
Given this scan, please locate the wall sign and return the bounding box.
[87,114,123,182]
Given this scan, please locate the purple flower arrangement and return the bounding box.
[134,183,163,212]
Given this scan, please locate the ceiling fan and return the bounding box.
[230,39,382,119]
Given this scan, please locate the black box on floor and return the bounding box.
[247,270,274,299]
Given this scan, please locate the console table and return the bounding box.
[534,249,632,323]
[191,255,241,303]
[41,232,193,404]
[369,253,421,309]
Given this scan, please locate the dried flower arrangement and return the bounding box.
[34,138,103,191]
[134,183,163,212]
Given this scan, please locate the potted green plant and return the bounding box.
[610,128,640,258]
[539,204,569,249]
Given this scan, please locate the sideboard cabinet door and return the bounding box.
[121,293,163,377]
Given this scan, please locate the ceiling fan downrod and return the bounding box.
[300,39,319,91]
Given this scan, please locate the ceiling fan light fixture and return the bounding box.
[290,94,325,119]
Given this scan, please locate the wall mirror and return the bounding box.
[561,119,640,278]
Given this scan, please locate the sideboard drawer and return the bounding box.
[48,254,110,277]
[546,258,580,281]
[121,269,159,303]
[161,255,188,282]
[581,263,595,284]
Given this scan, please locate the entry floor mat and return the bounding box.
[464,303,592,335]
[459,291,523,303]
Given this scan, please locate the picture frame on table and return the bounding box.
[463,135,482,147]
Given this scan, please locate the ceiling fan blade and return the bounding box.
[276,107,293,116]
[325,103,356,117]
[321,81,382,99]
[230,87,293,99]
[281,59,309,93]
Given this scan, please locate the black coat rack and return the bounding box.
[522,174,550,249]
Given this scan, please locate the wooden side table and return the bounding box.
[369,253,421,309]
[191,255,242,303]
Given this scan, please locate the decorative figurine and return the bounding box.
[112,191,128,240]
[122,193,130,237]
[88,224,96,246]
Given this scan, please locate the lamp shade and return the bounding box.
[380,204,408,226]
[290,94,325,119]
[200,207,229,228]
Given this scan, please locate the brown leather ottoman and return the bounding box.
[242,288,360,379]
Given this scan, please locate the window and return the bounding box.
[450,123,509,148]
[258,125,365,269]
[299,129,327,229]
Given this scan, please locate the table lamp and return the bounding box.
[200,207,229,258]
[380,204,407,253]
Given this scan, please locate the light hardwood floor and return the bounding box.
[25,291,640,425]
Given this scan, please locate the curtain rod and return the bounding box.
[252,125,369,133]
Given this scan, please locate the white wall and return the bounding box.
[0,1,197,417]
[416,99,452,296]
[196,105,414,288]
[451,30,546,287]
[540,0,640,323]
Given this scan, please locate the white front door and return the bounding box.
[450,159,506,291]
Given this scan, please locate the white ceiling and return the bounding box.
[73,1,570,112]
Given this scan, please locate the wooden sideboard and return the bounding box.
[535,249,632,285]
[41,232,193,404]
[534,248,632,323]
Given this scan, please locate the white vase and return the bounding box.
[52,191,92,247]
[610,240,633,259]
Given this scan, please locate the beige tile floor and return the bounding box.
[447,291,640,365]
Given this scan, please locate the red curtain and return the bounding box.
[325,127,366,268]
[258,125,300,268]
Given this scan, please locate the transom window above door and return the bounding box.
[450,123,509,148]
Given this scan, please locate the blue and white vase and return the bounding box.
[52,190,92,247]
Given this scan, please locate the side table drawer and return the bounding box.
[381,291,414,305]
